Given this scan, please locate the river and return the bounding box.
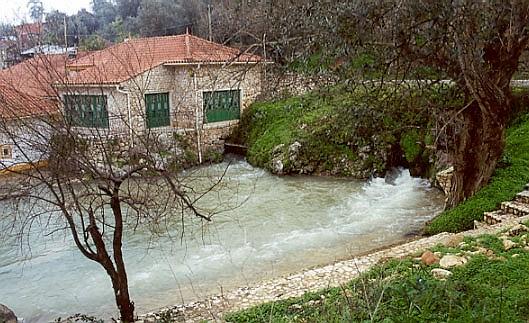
[0,159,444,321]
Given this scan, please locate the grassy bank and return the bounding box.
[233,85,454,178]
[426,113,529,234]
[225,223,529,322]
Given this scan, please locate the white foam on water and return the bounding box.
[0,163,443,322]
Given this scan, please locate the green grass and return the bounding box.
[426,113,529,234]
[234,85,442,177]
[225,230,529,323]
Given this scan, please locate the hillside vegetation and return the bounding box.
[233,85,460,179]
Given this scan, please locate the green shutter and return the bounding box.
[64,95,109,128]
[203,90,241,123]
[145,93,170,128]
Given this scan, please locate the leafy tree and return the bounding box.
[91,0,118,27]
[27,0,44,22]
[72,9,100,38]
[116,0,141,19]
[219,0,529,207]
[79,34,108,51]
[136,0,188,36]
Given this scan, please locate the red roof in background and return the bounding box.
[65,34,264,85]
[0,54,70,98]
[0,53,86,118]
[15,22,44,36]
[0,81,56,118]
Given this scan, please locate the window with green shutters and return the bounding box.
[203,90,241,123]
[145,93,170,128]
[64,95,109,128]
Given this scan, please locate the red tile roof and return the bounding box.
[0,53,82,118]
[65,34,264,85]
[15,22,44,36]
[0,81,56,118]
[0,54,70,98]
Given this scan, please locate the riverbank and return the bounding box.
[426,112,529,234]
[230,85,449,178]
[139,211,529,322]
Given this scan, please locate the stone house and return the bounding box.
[0,54,70,172]
[58,34,265,162]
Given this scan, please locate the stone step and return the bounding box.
[483,210,517,225]
[501,201,529,216]
[515,190,529,204]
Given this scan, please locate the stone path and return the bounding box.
[139,187,529,323]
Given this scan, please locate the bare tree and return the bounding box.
[0,34,262,321]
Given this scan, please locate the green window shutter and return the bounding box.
[203,90,241,123]
[145,93,170,128]
[64,95,109,128]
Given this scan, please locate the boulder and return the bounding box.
[0,304,17,323]
[439,255,467,268]
[431,268,452,280]
[420,251,440,266]
[272,144,285,156]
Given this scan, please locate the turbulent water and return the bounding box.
[0,159,444,321]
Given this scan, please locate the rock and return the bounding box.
[439,255,467,268]
[477,247,495,258]
[272,159,284,174]
[272,144,285,156]
[436,166,454,195]
[385,168,401,185]
[431,268,452,280]
[359,145,372,153]
[503,239,517,251]
[288,141,302,162]
[420,251,440,266]
[0,304,17,323]
[509,224,529,237]
[444,234,464,248]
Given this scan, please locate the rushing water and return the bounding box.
[0,159,444,321]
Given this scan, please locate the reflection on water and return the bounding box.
[0,159,444,321]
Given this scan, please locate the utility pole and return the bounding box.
[63,16,68,49]
[207,3,212,41]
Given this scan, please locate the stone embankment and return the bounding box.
[139,186,529,323]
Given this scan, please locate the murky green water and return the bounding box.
[0,159,444,321]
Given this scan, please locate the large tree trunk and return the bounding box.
[111,272,135,322]
[446,99,508,208]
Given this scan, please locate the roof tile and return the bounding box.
[65,34,263,85]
